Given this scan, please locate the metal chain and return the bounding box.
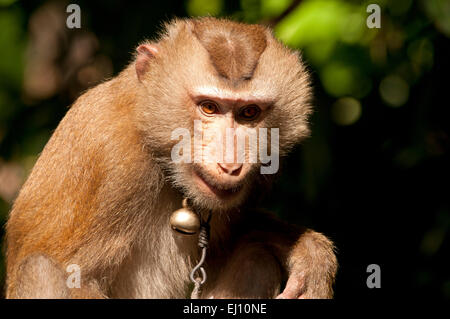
[190,211,211,299]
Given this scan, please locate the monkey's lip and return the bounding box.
[193,170,243,199]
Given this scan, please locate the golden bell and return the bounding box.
[170,199,200,235]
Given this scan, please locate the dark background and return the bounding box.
[0,0,448,299]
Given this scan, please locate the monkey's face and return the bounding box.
[169,94,273,211]
[134,18,313,211]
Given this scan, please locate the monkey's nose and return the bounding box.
[218,163,243,176]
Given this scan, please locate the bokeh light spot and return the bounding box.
[275,0,346,48]
[379,75,409,107]
[331,97,362,126]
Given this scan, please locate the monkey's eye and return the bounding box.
[239,105,261,120]
[199,101,219,115]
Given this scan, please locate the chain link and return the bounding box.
[190,211,211,299]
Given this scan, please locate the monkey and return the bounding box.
[5,17,337,299]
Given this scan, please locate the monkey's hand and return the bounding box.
[276,229,337,299]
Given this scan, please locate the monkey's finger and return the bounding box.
[276,274,306,299]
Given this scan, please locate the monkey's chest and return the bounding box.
[109,229,199,298]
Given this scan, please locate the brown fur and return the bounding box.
[193,18,267,84]
[5,17,336,299]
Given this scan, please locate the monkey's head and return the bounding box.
[133,18,312,211]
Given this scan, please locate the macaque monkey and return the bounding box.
[5,17,337,299]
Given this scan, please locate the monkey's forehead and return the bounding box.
[191,18,267,84]
[158,18,303,87]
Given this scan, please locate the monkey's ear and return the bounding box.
[135,44,159,81]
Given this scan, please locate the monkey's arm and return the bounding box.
[203,212,337,299]
[7,254,106,299]
[243,211,337,299]
[274,227,337,299]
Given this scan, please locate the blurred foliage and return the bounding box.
[0,0,449,299]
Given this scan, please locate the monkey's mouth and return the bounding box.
[193,169,243,199]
